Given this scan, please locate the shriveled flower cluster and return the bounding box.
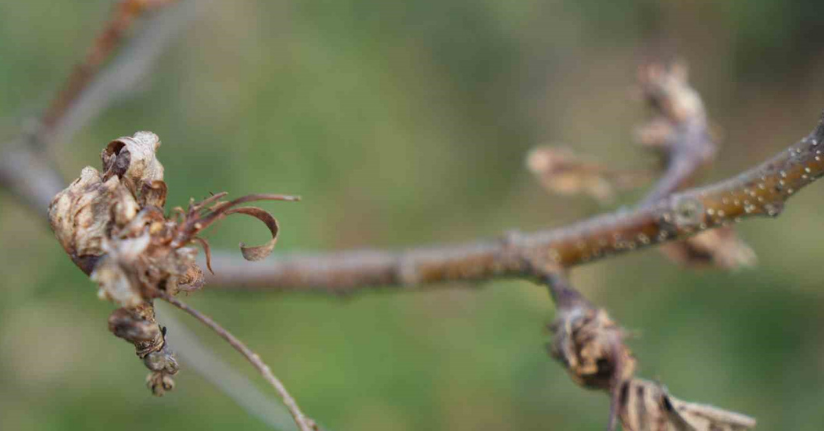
[48,132,293,395]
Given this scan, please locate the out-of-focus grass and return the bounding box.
[2,1,824,430]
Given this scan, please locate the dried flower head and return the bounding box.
[549,306,636,392]
[48,131,297,394]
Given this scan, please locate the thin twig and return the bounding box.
[157,291,317,431]
[155,307,300,431]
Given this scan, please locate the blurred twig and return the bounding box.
[158,292,318,431]
[157,307,302,430]
[38,0,179,146]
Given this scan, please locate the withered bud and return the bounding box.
[146,369,176,397]
[549,307,635,391]
[108,304,165,358]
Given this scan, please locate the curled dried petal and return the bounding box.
[224,207,280,261]
[190,237,214,274]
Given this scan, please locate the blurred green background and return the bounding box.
[3,0,824,429]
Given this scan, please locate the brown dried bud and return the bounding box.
[108,304,165,358]
[549,307,635,391]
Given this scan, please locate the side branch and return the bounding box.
[206,116,824,292]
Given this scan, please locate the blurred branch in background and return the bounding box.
[159,292,318,431]
[0,0,203,212]
[156,306,302,431]
[39,0,180,147]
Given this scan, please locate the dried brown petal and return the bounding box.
[618,379,756,430]
[659,227,757,270]
[224,206,280,261]
[190,237,214,274]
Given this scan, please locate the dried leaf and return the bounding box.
[225,207,280,261]
[659,227,756,270]
[618,379,756,431]
[527,146,649,203]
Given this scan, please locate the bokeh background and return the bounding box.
[3,0,824,429]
